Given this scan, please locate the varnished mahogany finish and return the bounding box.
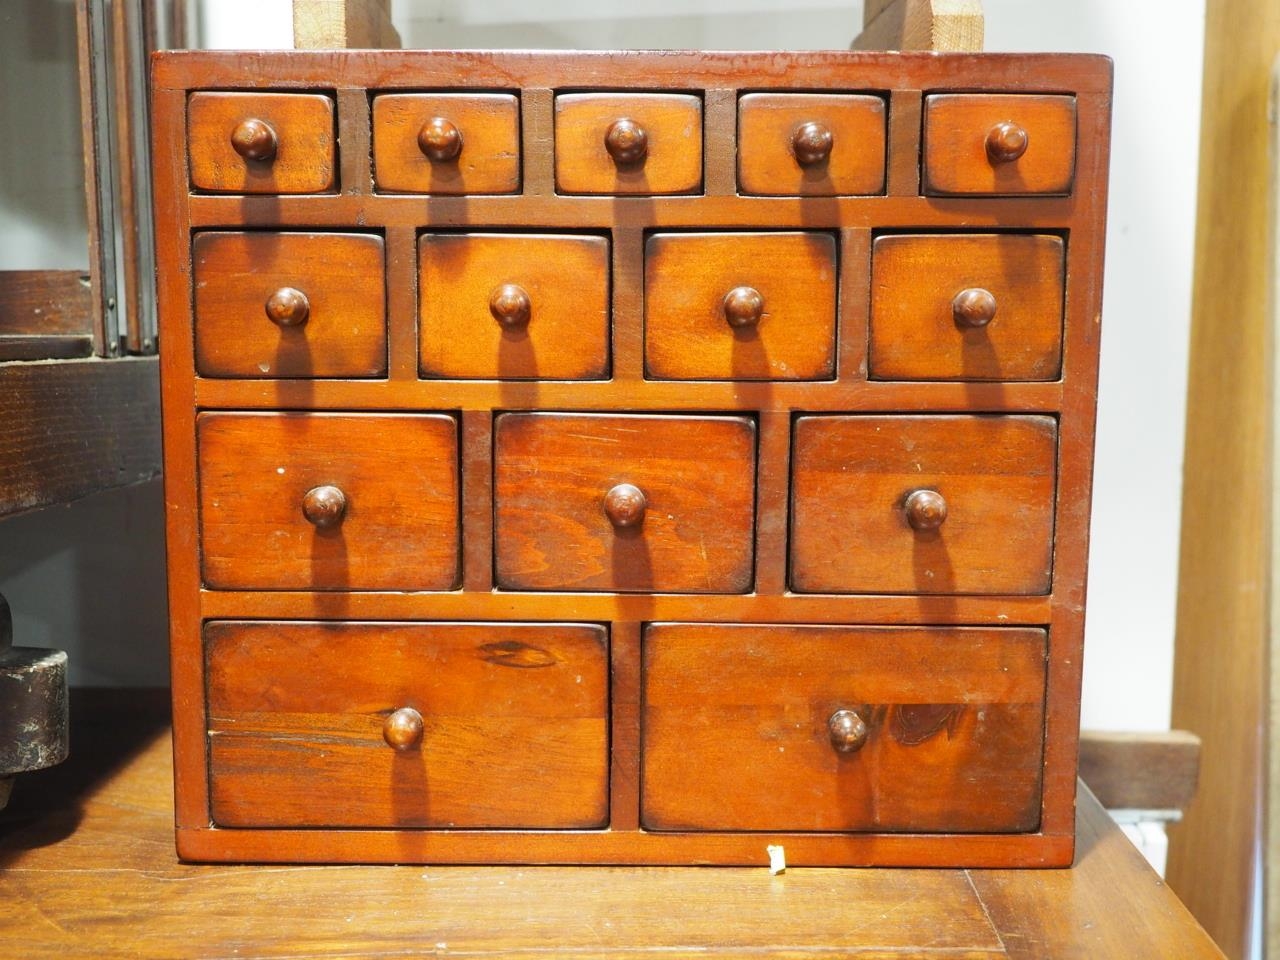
[154,50,1112,867]
[372,93,520,194]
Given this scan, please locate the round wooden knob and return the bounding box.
[904,489,947,531]
[986,121,1029,163]
[302,485,346,530]
[489,283,532,328]
[230,118,278,162]
[828,709,869,754]
[951,287,997,328]
[603,483,646,528]
[604,118,648,166]
[792,121,833,166]
[383,707,424,751]
[264,287,310,328]
[722,286,764,329]
[418,116,463,162]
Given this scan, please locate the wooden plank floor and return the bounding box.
[0,691,1225,959]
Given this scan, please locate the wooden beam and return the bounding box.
[853,0,984,52]
[1078,730,1201,812]
[292,0,400,50]
[0,357,160,518]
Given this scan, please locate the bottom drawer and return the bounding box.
[206,621,609,829]
[641,623,1046,833]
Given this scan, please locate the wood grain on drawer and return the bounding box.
[197,412,459,591]
[641,623,1046,832]
[870,234,1065,381]
[419,233,609,379]
[644,232,837,381]
[494,413,755,593]
[790,415,1057,595]
[554,93,702,195]
[188,92,336,194]
[737,93,886,196]
[372,93,520,194]
[193,232,386,379]
[206,621,608,828]
[923,94,1077,196]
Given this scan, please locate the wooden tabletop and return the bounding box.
[0,691,1224,959]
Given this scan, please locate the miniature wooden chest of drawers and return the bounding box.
[153,50,1112,867]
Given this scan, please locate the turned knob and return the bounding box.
[986,121,1029,164]
[489,283,532,328]
[264,287,310,328]
[722,286,764,329]
[230,118,278,162]
[951,287,997,328]
[904,489,947,531]
[604,118,648,166]
[383,707,424,751]
[302,485,346,530]
[828,709,869,753]
[603,483,646,528]
[792,121,833,166]
[418,116,463,162]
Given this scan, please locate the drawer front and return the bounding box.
[923,94,1077,196]
[494,413,756,592]
[198,413,459,591]
[193,232,386,379]
[790,415,1056,595]
[419,233,609,379]
[644,232,837,381]
[870,234,1065,381]
[206,621,609,829]
[372,93,520,194]
[737,93,886,196]
[554,93,702,195]
[641,623,1047,833]
[188,92,336,194]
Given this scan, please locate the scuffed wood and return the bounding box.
[292,0,400,49]
[1078,730,1201,812]
[853,0,984,52]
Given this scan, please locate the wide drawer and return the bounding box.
[193,231,386,379]
[790,415,1057,594]
[554,93,702,195]
[641,623,1047,833]
[494,413,756,592]
[372,92,520,194]
[197,412,459,591]
[869,234,1065,381]
[188,91,336,194]
[206,621,609,829]
[644,232,837,381]
[419,233,609,379]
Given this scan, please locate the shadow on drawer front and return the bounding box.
[641,623,1046,833]
[206,621,609,829]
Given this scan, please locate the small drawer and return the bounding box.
[194,232,386,379]
[737,93,886,196]
[494,413,755,592]
[922,93,1077,196]
[870,234,1065,381]
[644,232,837,381]
[197,412,459,591]
[790,415,1056,595]
[206,621,608,829]
[188,92,336,194]
[419,233,609,379]
[554,93,702,195]
[372,93,520,194]
[641,623,1047,833]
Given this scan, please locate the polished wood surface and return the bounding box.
[644,231,837,380]
[0,691,1226,959]
[194,231,386,378]
[923,94,1077,196]
[790,415,1057,594]
[870,233,1065,380]
[207,622,608,828]
[642,624,1046,832]
[188,92,336,194]
[373,93,520,194]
